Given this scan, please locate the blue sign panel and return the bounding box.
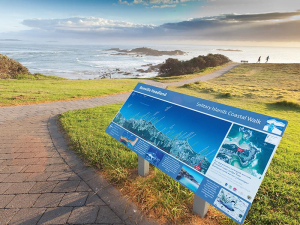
[105,83,288,224]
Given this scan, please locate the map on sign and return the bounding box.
[106,83,288,224]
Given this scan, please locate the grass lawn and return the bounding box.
[59,63,299,224]
[148,63,232,83]
[59,103,223,225]
[169,63,300,224]
[0,76,140,106]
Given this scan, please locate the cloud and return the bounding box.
[119,0,132,5]
[119,0,195,9]
[133,0,145,4]
[142,0,179,4]
[217,11,300,22]
[22,17,155,32]
[183,11,300,24]
[151,4,177,8]
[159,11,300,42]
[18,11,300,43]
[125,0,194,5]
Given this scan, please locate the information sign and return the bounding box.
[105,83,288,224]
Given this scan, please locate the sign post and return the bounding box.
[106,83,288,224]
[193,195,209,218]
[138,155,149,177]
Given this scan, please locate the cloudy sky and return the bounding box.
[1,0,300,46]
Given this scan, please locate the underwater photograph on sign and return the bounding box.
[113,91,232,174]
[145,146,165,166]
[216,124,276,178]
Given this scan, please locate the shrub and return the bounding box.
[159,58,182,76]
[0,53,31,79]
[219,92,232,98]
[274,100,300,109]
[159,53,231,77]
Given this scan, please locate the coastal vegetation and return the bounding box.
[0,53,31,79]
[159,53,231,77]
[150,63,232,83]
[0,52,231,106]
[0,54,140,106]
[59,63,300,224]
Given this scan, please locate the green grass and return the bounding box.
[59,104,206,224]
[149,63,232,83]
[59,63,300,224]
[169,63,300,224]
[0,77,140,106]
[0,73,65,80]
[174,63,300,105]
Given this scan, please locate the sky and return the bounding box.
[1,0,300,46]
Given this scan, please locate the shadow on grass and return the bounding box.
[215,92,232,99]
[266,101,300,112]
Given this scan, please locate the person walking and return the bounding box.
[257,56,261,63]
[265,56,269,63]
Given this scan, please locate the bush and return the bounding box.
[274,100,300,109]
[159,53,231,77]
[0,53,31,79]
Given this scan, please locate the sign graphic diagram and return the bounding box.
[106,83,287,224]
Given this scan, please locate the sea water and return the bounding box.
[178,177,199,192]
[1,41,299,79]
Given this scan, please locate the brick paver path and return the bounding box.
[0,63,239,224]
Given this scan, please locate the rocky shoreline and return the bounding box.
[94,63,162,79]
[107,47,185,56]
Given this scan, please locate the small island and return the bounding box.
[217,49,242,52]
[0,39,21,41]
[107,47,185,56]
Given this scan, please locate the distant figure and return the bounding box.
[257,56,261,63]
[265,56,270,63]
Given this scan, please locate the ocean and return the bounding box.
[1,41,299,79]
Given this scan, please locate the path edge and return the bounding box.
[47,114,158,225]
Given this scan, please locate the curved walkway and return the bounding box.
[0,63,239,225]
[140,63,239,88]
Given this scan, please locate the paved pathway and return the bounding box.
[0,63,239,225]
[140,63,239,88]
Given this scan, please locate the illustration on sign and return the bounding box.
[105,83,287,224]
[263,118,287,135]
[113,92,231,175]
[119,131,138,149]
[214,188,249,222]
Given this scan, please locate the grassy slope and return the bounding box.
[59,63,300,224]
[0,78,140,106]
[169,63,300,224]
[149,63,232,83]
